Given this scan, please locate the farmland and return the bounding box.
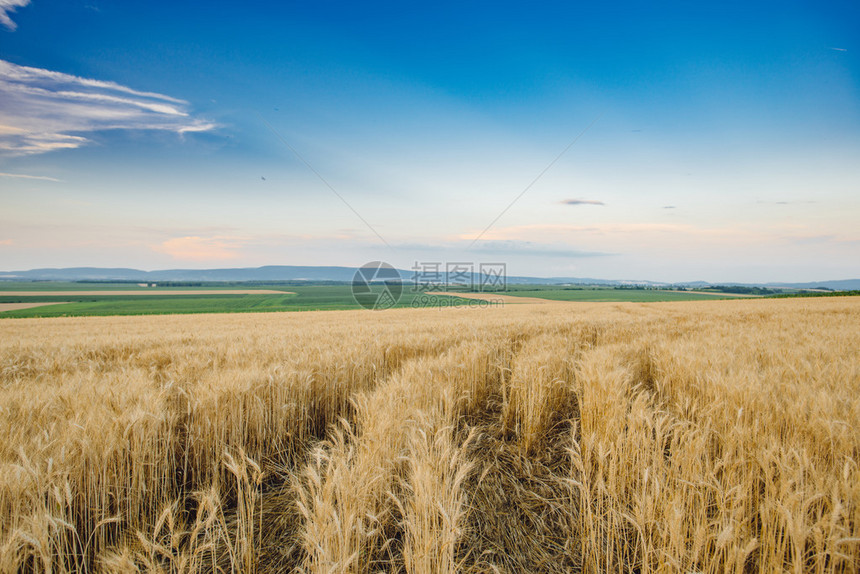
[0,282,750,318]
[461,284,735,303]
[1,297,858,573]
[0,285,477,317]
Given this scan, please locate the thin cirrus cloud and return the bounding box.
[465,222,860,251]
[395,240,612,258]
[0,0,29,30]
[0,59,216,156]
[560,198,605,206]
[0,171,61,182]
[463,223,768,246]
[756,200,817,205]
[465,240,611,258]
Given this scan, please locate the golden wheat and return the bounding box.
[0,298,858,572]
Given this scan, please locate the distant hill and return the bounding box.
[0,265,614,284]
[762,279,860,290]
[0,266,367,282]
[672,279,860,290]
[0,266,857,290]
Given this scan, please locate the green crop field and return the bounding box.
[478,285,734,302]
[0,285,479,317]
[0,282,750,318]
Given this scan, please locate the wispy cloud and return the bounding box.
[395,239,612,258]
[0,59,216,155]
[828,47,847,52]
[756,200,817,205]
[465,240,612,258]
[0,239,13,246]
[461,222,769,247]
[0,0,29,31]
[0,171,62,182]
[785,232,860,245]
[560,198,604,206]
[463,221,860,254]
[153,236,245,261]
[663,205,676,209]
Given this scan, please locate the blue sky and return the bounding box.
[1,0,858,282]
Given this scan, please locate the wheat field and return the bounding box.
[1,297,858,573]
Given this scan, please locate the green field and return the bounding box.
[475,285,735,302]
[0,285,476,318]
[0,282,747,318]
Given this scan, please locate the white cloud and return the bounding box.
[0,0,29,31]
[0,59,216,155]
[0,171,61,182]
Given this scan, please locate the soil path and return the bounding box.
[0,302,67,312]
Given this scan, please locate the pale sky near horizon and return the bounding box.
[1,0,858,282]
